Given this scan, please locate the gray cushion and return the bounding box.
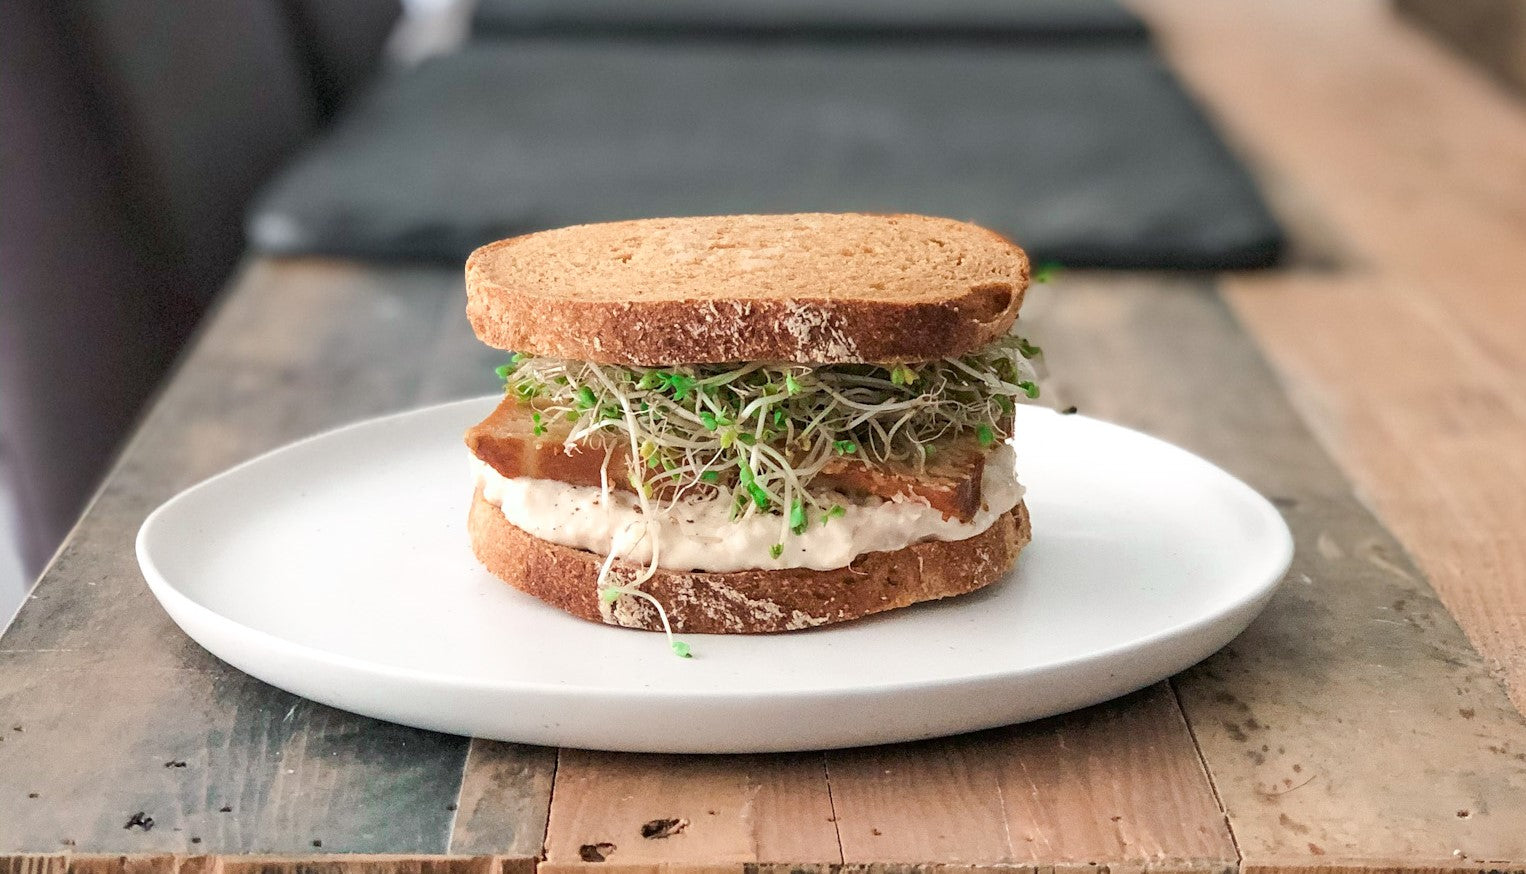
[248,42,1282,269]
[473,0,1146,41]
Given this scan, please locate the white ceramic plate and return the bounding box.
[138,397,1292,753]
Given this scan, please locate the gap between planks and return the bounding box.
[447,741,559,859]
[534,684,1234,873]
[1167,681,1240,866]
[821,752,846,869]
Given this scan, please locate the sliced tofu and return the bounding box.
[818,442,986,521]
[465,396,988,521]
[465,394,627,488]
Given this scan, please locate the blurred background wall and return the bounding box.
[0,0,405,622]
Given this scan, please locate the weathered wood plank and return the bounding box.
[0,855,528,874]
[1138,0,1526,384]
[991,686,1236,866]
[540,750,839,873]
[1225,275,1526,714]
[0,655,467,854]
[1134,0,1526,712]
[826,735,1010,866]
[448,741,557,857]
[825,685,1237,870]
[1034,276,1526,870]
[217,856,512,874]
[1252,868,1526,874]
[65,855,190,874]
[0,262,518,857]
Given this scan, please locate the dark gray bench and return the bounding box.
[248,40,1281,269]
[471,0,1149,41]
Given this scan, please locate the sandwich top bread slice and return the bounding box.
[463,213,1041,647]
[466,212,1029,365]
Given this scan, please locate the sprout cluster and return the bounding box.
[493,331,1042,657]
[496,332,1043,542]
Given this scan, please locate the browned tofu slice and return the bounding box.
[464,395,628,488]
[465,396,988,521]
[818,442,986,522]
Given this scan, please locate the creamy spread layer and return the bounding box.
[472,444,1022,573]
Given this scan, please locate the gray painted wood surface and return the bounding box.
[1038,277,1526,865]
[0,262,518,860]
[2,261,1523,871]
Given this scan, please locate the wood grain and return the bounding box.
[0,261,521,858]
[540,750,839,873]
[5,4,1526,868]
[0,654,467,854]
[5,259,1525,870]
[1225,274,1526,710]
[449,741,558,857]
[825,685,1236,870]
[826,735,1010,866]
[1137,0,1526,366]
[1133,0,1526,714]
[1032,277,1526,870]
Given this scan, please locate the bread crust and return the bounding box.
[468,487,1031,633]
[466,213,1029,365]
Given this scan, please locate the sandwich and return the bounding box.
[463,213,1041,648]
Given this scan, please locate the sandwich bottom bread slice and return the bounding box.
[469,487,1030,634]
[462,213,1042,642]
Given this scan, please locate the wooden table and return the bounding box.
[4,3,1525,872]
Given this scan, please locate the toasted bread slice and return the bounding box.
[469,486,1030,633]
[465,396,990,520]
[466,213,1028,365]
